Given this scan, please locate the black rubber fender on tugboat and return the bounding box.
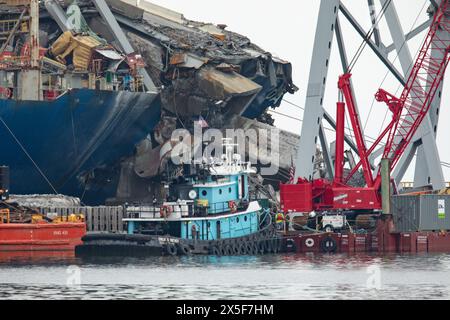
[245,242,253,255]
[231,242,240,255]
[267,239,275,253]
[258,240,265,254]
[178,243,191,255]
[224,244,234,256]
[271,238,280,253]
[251,242,259,255]
[165,243,178,256]
[210,245,222,256]
[320,236,337,253]
[237,242,246,255]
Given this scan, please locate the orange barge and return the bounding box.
[0,222,86,251]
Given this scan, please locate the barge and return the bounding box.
[0,166,86,252]
[281,214,450,254]
[0,222,85,251]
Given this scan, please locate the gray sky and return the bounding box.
[148,0,450,181]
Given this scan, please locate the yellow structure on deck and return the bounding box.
[49,31,102,71]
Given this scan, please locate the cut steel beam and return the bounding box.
[91,0,158,93]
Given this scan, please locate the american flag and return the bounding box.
[196,116,209,128]
[288,156,296,184]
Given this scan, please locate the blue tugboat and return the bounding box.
[76,140,281,256]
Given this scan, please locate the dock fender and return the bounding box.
[285,238,297,253]
[320,236,337,253]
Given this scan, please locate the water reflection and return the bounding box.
[0,252,449,299]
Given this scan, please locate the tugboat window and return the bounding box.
[202,190,207,196]
[244,216,247,222]
[219,189,222,195]
[228,187,232,193]
[236,217,240,223]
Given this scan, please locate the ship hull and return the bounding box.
[0,89,160,204]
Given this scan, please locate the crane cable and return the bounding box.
[363,0,429,133]
[0,116,59,194]
[347,0,393,73]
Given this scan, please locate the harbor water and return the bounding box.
[0,253,449,300]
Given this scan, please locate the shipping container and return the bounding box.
[392,195,450,232]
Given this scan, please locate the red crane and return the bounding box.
[281,0,450,214]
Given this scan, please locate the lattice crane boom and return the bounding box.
[376,0,450,187]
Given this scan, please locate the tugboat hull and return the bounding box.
[75,228,282,257]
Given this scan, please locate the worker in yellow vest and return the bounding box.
[275,212,285,230]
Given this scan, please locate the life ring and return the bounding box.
[320,236,337,253]
[160,205,173,218]
[228,201,237,213]
[305,238,315,248]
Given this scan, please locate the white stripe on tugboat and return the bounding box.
[123,201,262,222]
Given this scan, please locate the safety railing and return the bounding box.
[0,55,30,69]
[125,200,249,220]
